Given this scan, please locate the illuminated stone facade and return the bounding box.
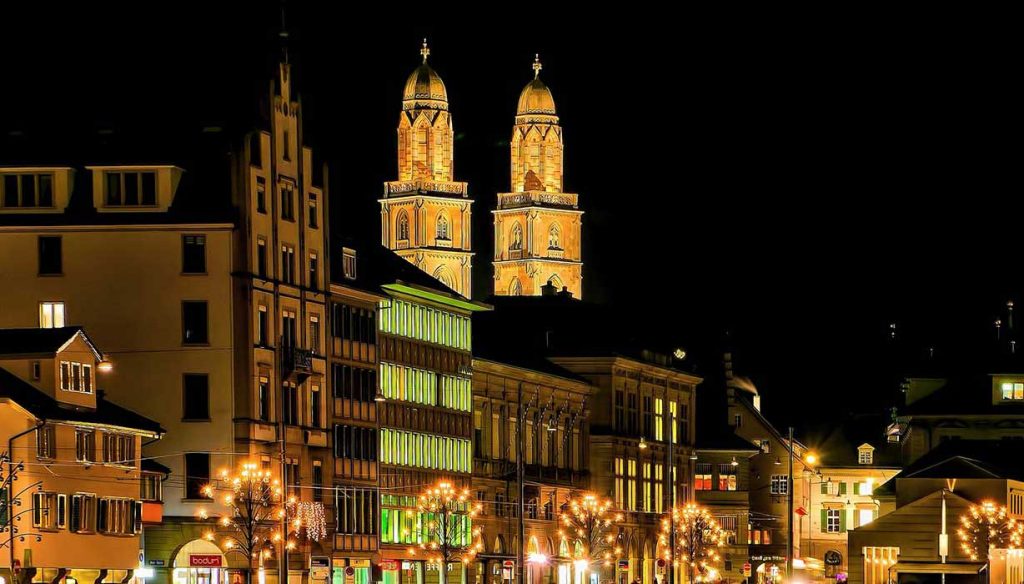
[493,57,583,299]
[380,41,474,298]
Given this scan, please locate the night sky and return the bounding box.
[2,4,1018,433]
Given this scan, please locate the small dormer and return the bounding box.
[86,165,184,212]
[857,443,875,465]
[342,247,357,280]
[992,375,1024,404]
[0,167,75,213]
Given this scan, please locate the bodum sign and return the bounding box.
[190,555,224,567]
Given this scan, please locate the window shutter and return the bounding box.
[839,509,847,533]
[839,482,848,495]
[820,509,828,533]
[70,495,81,532]
[820,482,828,495]
[97,498,108,533]
[134,500,143,534]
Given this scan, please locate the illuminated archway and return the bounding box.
[509,277,523,296]
[396,210,410,241]
[432,265,457,291]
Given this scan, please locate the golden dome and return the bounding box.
[516,55,556,116]
[517,78,556,115]
[403,63,448,103]
[403,39,448,107]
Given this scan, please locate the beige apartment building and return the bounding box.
[0,327,163,581]
[0,56,330,582]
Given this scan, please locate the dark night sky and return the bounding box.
[1,4,1019,433]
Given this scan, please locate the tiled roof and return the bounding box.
[0,327,95,357]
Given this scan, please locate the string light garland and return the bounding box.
[658,503,725,584]
[558,492,624,577]
[415,480,484,584]
[958,500,1024,562]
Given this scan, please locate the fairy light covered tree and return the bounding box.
[958,500,1024,562]
[558,493,624,580]
[416,480,483,584]
[197,462,324,584]
[659,503,725,584]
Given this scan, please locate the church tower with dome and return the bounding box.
[493,55,583,298]
[380,40,474,297]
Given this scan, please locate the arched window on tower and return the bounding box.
[509,278,523,296]
[548,224,561,249]
[396,211,410,242]
[509,223,523,251]
[436,212,450,241]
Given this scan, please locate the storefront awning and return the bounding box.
[891,562,985,575]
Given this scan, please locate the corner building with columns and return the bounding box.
[493,58,583,299]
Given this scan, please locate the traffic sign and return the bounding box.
[743,563,751,577]
[503,561,516,568]
[618,560,629,569]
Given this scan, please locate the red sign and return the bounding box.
[795,507,807,517]
[618,560,629,569]
[380,560,399,571]
[345,567,356,577]
[503,561,516,568]
[190,555,224,567]
[656,559,666,569]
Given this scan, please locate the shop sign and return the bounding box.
[750,556,785,563]
[311,557,331,568]
[381,560,399,571]
[148,560,165,566]
[351,560,372,568]
[190,555,224,567]
[618,561,629,569]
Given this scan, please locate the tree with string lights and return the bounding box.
[197,461,325,584]
[558,493,624,583]
[0,451,45,551]
[415,480,483,584]
[658,503,725,584]
[958,500,1024,567]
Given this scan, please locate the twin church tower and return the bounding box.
[379,41,583,299]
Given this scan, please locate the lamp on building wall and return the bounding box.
[730,456,739,467]
[774,457,782,466]
[374,392,386,402]
[639,437,648,450]
[689,452,698,461]
[97,358,113,372]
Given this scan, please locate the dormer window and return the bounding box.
[1002,382,1024,400]
[858,444,875,465]
[2,173,54,208]
[105,171,156,207]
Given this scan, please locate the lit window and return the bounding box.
[858,481,873,496]
[859,448,874,465]
[770,474,789,495]
[694,463,712,491]
[1002,382,1024,400]
[859,508,875,527]
[825,509,842,533]
[39,301,66,328]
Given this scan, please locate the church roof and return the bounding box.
[517,78,557,116]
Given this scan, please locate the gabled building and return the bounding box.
[848,439,1024,584]
[0,327,163,581]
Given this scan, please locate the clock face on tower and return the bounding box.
[824,550,842,566]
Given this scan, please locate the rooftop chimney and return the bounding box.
[541,280,558,297]
[557,286,573,299]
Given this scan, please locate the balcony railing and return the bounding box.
[282,346,314,376]
[384,180,468,197]
[497,191,579,209]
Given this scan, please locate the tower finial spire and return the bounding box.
[421,38,431,63]
[533,53,542,79]
[279,0,290,64]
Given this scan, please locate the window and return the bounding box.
[342,249,357,280]
[770,474,789,495]
[70,494,97,533]
[103,433,136,465]
[309,252,318,289]
[858,448,874,465]
[858,481,873,496]
[822,480,840,496]
[283,383,299,426]
[183,374,210,420]
[311,385,322,427]
[333,364,377,403]
[285,459,299,496]
[614,457,624,509]
[141,474,163,502]
[282,245,295,284]
[334,425,379,461]
[282,311,297,348]
[859,508,875,527]
[32,361,41,380]
[40,301,66,328]
[38,236,62,275]
[258,377,270,422]
[182,301,209,344]
[182,235,206,273]
[654,398,664,441]
[36,425,55,459]
[308,193,318,228]
[32,492,62,530]
[282,130,291,162]
[548,223,561,249]
[98,498,136,535]
[312,460,323,502]
[281,183,295,221]
[436,213,450,240]
[397,211,409,241]
[257,305,269,346]
[509,222,523,251]
[257,238,268,278]
[614,390,624,431]
[2,173,54,208]
[336,487,377,535]
[718,463,737,491]
[694,463,712,491]
[1002,382,1024,400]
[82,364,92,393]
[104,171,157,206]
[184,453,210,500]
[734,414,743,428]
[76,429,95,463]
[825,509,842,533]
[760,440,771,454]
[256,177,267,213]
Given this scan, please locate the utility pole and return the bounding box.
[517,382,526,584]
[667,407,676,584]
[280,379,289,584]
[786,427,794,583]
